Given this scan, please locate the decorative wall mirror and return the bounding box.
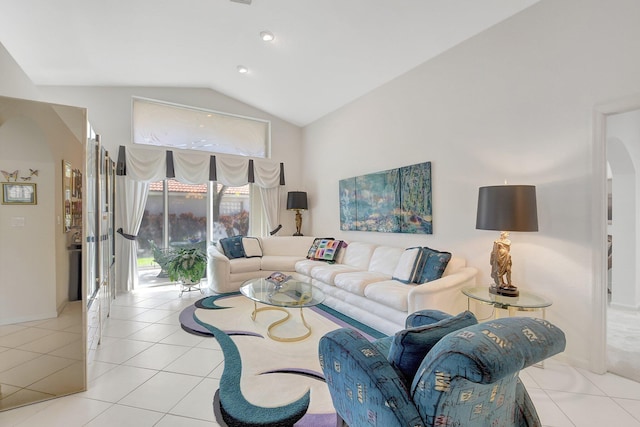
[0,95,87,411]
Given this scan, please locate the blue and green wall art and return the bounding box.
[339,161,432,234]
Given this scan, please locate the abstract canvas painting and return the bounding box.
[339,161,432,234]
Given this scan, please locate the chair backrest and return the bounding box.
[411,317,566,426]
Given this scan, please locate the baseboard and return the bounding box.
[609,301,640,311]
[0,310,59,326]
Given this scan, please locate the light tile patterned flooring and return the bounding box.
[0,285,639,426]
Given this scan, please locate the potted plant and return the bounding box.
[166,247,207,284]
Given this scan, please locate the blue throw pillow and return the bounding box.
[388,310,477,383]
[414,247,452,283]
[219,236,245,259]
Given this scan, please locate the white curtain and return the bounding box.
[215,156,253,186]
[173,151,210,184]
[115,176,150,293]
[117,146,285,290]
[259,187,281,233]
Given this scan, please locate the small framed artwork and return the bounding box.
[2,182,37,205]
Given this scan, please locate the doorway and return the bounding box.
[605,108,640,382]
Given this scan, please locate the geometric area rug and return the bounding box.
[179,293,386,427]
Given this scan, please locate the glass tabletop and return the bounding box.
[240,277,326,308]
[462,286,552,309]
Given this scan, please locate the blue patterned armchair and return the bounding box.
[319,310,566,427]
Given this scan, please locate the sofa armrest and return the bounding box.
[207,245,232,293]
[319,328,424,427]
[407,266,477,314]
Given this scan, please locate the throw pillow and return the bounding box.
[388,310,478,383]
[306,237,335,259]
[219,236,245,259]
[414,247,452,283]
[242,237,263,258]
[392,247,423,284]
[307,238,343,263]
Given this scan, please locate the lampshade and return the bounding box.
[476,185,538,232]
[287,191,308,210]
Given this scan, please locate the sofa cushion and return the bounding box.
[228,257,261,273]
[341,241,378,270]
[334,271,392,296]
[295,259,326,276]
[307,238,344,263]
[242,237,263,258]
[392,247,423,283]
[405,309,453,328]
[388,310,478,383]
[368,246,405,275]
[261,255,305,272]
[220,236,245,259]
[310,264,362,285]
[363,280,414,311]
[415,247,452,283]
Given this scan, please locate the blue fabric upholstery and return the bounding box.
[415,247,451,283]
[219,236,245,259]
[388,310,478,383]
[319,328,424,427]
[405,309,454,328]
[319,312,566,427]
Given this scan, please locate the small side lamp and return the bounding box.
[476,185,538,296]
[287,191,308,236]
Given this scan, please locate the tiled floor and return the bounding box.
[0,301,85,411]
[1,285,639,426]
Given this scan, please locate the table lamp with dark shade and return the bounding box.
[476,185,538,297]
[287,191,308,236]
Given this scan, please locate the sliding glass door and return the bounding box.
[136,180,250,286]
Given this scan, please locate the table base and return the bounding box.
[251,302,312,342]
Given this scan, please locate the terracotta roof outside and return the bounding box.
[148,179,249,195]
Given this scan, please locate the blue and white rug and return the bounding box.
[179,293,385,427]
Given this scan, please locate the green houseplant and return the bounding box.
[166,247,207,284]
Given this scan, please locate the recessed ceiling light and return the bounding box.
[260,31,275,42]
[237,65,249,74]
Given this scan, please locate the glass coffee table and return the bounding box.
[240,277,326,342]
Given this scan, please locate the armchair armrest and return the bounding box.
[407,266,477,314]
[411,317,566,425]
[319,328,425,427]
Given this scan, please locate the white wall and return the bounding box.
[0,42,39,100]
[0,97,86,323]
[0,117,56,323]
[302,0,640,368]
[38,86,305,236]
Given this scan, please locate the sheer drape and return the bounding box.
[116,146,285,291]
[115,177,150,293]
[259,187,280,234]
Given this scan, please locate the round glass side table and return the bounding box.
[462,286,552,319]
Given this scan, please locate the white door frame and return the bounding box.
[591,95,640,373]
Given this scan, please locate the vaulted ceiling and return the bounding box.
[0,0,538,126]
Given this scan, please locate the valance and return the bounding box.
[116,145,285,188]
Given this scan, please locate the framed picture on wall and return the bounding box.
[2,182,37,205]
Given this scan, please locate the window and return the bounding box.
[132,97,270,157]
[137,180,251,285]
[132,97,270,285]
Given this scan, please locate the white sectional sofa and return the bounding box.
[207,236,477,335]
